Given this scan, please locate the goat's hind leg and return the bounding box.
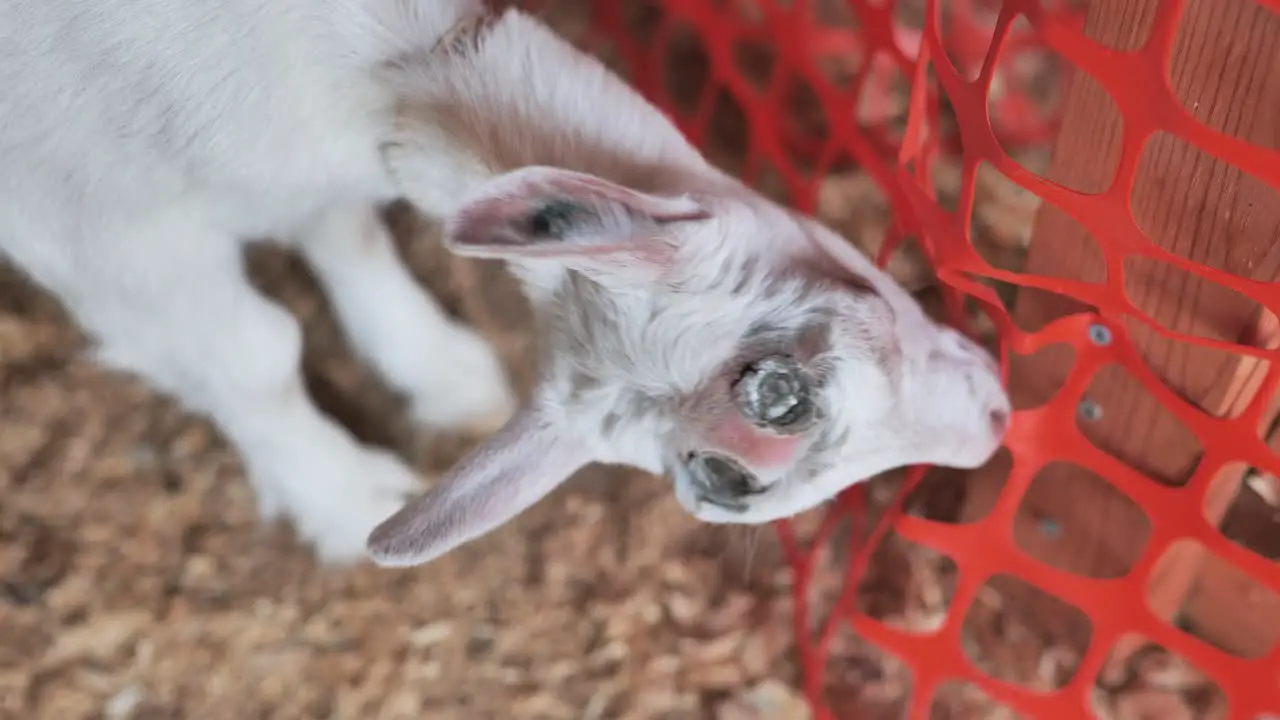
[56,213,424,563]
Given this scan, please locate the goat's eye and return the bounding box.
[732,355,818,433]
[528,200,582,237]
[686,451,766,506]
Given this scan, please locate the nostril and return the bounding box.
[988,408,1010,438]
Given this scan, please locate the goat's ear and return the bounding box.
[365,404,590,567]
[443,166,710,277]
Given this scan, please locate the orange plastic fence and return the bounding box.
[520,0,1280,717]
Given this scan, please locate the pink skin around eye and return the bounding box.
[708,412,804,470]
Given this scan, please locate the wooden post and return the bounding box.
[957,0,1280,668]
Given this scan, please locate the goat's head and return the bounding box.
[367,165,1009,567]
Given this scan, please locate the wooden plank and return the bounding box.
[1115,326,1280,672]
[1179,542,1280,659]
[1178,390,1280,659]
[956,0,1280,665]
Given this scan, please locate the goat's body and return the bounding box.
[0,0,523,561]
[1,0,1010,567]
[1,0,414,260]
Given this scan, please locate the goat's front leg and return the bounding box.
[64,216,423,563]
[294,201,516,434]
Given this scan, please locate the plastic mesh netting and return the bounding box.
[521,0,1280,717]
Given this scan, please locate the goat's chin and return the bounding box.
[926,435,1005,471]
[680,501,787,526]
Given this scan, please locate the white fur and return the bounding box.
[0,0,1010,567]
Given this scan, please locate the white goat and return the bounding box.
[0,0,1010,567]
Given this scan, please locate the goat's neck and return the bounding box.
[385,8,717,217]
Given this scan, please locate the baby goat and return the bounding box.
[0,0,1010,566]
